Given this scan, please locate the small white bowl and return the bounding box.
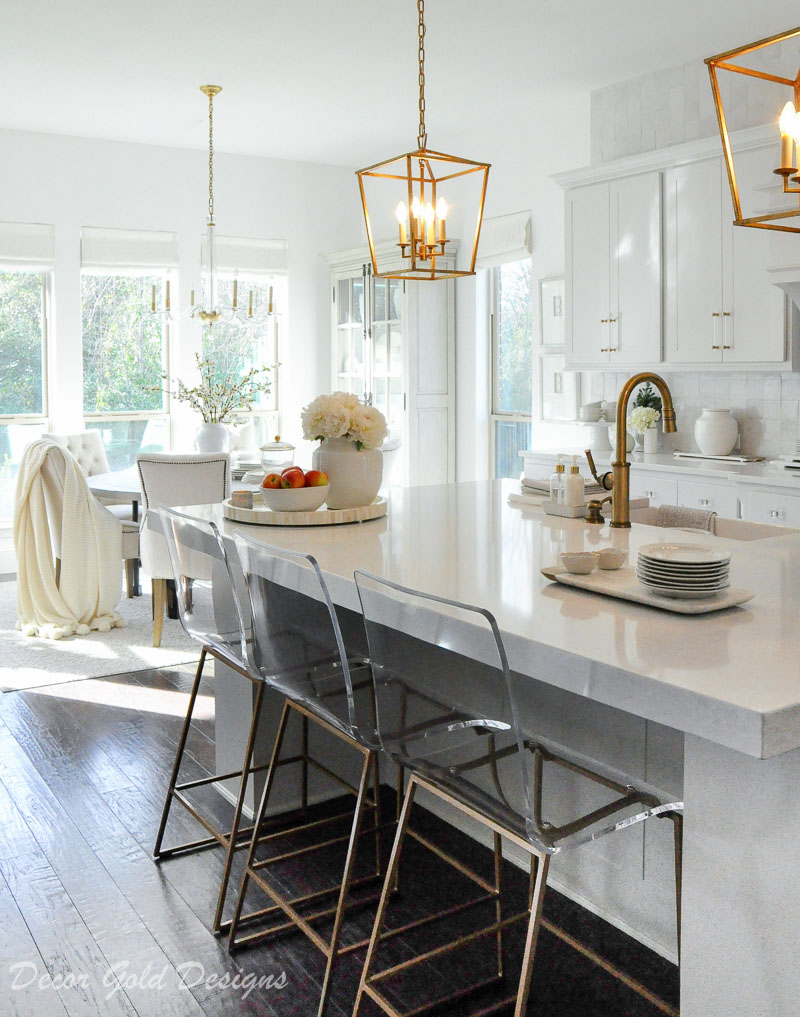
[560,551,598,575]
[259,484,329,513]
[596,548,628,570]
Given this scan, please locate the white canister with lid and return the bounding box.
[694,409,738,456]
[260,435,295,472]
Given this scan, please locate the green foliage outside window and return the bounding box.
[0,270,45,416]
[494,260,533,416]
[81,274,166,414]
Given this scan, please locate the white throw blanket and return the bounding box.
[14,440,125,640]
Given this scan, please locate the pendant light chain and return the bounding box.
[207,89,215,224]
[417,0,427,150]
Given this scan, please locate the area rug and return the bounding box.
[0,578,200,692]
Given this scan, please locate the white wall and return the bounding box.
[0,128,365,457]
[453,97,591,480]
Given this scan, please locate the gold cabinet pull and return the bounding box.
[711,345,721,350]
[711,312,721,317]
[722,311,731,316]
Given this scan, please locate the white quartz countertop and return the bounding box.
[522,448,800,488]
[180,480,800,760]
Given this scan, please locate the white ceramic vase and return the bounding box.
[694,408,738,456]
[195,422,231,453]
[642,428,658,454]
[312,437,383,509]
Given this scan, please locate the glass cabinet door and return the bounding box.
[369,276,404,439]
[334,272,368,399]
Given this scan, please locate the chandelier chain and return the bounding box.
[208,90,215,223]
[417,0,427,149]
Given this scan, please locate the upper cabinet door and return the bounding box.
[566,182,611,366]
[665,158,724,364]
[609,172,662,366]
[723,147,787,365]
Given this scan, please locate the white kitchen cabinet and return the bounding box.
[565,171,662,369]
[665,152,790,368]
[677,479,739,518]
[325,241,455,487]
[628,472,678,508]
[745,489,800,528]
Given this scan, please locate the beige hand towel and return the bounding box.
[654,504,717,532]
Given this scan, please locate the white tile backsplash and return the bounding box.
[576,57,800,461]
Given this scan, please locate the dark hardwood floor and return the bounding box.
[0,664,679,1017]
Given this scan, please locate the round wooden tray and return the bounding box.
[222,495,388,527]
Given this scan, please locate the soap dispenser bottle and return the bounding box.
[565,455,584,508]
[550,456,566,504]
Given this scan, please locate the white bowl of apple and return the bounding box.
[259,467,329,512]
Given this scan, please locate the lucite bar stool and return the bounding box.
[353,570,684,1017]
[227,534,384,1017]
[153,507,270,934]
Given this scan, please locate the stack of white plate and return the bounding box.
[637,543,731,600]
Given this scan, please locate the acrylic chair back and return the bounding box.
[234,534,366,741]
[159,507,251,671]
[354,569,548,850]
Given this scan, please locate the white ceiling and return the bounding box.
[3,0,800,166]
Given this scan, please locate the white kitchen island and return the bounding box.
[179,480,800,1017]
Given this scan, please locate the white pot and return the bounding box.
[642,428,658,454]
[195,422,231,453]
[694,408,738,457]
[312,437,383,509]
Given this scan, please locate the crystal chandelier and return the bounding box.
[150,85,275,323]
[355,0,491,280]
[707,26,800,232]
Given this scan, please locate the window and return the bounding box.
[490,259,533,479]
[81,272,169,468]
[0,268,48,523]
[202,273,284,446]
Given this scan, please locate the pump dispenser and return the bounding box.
[564,455,585,508]
[550,456,566,504]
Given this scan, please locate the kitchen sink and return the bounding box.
[629,506,799,540]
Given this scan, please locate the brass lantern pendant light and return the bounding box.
[356,0,491,280]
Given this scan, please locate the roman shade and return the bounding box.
[475,211,532,269]
[0,221,55,268]
[200,235,288,276]
[81,227,179,271]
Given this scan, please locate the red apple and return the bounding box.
[261,473,282,489]
[280,468,305,489]
[280,465,299,478]
[303,470,329,488]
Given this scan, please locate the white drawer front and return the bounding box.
[629,474,678,507]
[677,479,739,519]
[747,490,800,528]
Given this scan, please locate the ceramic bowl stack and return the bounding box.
[636,543,731,600]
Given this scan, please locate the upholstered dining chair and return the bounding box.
[43,430,136,523]
[136,453,230,647]
[353,570,684,1017]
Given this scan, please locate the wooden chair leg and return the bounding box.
[152,578,167,647]
[125,559,136,599]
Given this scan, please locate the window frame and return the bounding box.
[0,265,50,427]
[488,258,533,479]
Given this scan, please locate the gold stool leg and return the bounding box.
[227,698,292,950]
[153,648,207,858]
[213,680,266,933]
[353,776,418,1017]
[514,851,550,1017]
[317,749,374,1017]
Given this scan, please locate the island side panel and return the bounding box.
[681,735,800,1017]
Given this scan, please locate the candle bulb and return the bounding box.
[425,203,435,246]
[411,195,422,241]
[248,289,253,316]
[232,279,238,309]
[396,201,408,245]
[165,279,170,311]
[150,285,156,312]
[780,101,797,170]
[436,198,448,242]
[268,285,273,313]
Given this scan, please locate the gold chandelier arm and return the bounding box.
[417,0,427,150]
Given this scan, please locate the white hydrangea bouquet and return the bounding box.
[302,391,388,451]
[628,405,661,432]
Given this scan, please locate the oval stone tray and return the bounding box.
[222,495,387,527]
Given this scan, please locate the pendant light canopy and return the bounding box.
[356,0,491,280]
[707,26,800,233]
